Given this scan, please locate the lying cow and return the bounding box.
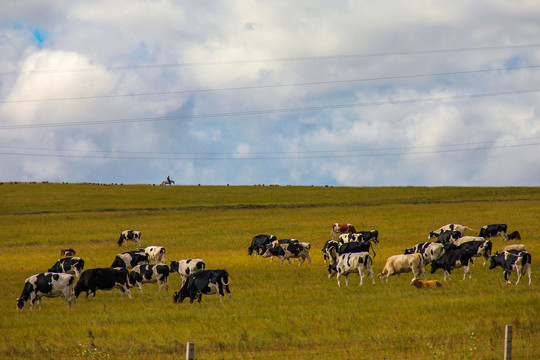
[489,250,531,285]
[507,231,521,241]
[411,278,442,289]
[74,267,132,298]
[331,223,356,239]
[261,241,311,266]
[328,252,375,286]
[322,240,339,264]
[48,257,85,278]
[428,224,473,239]
[118,230,142,247]
[478,224,508,241]
[129,264,170,292]
[170,259,206,285]
[248,234,277,256]
[60,248,76,257]
[378,253,425,282]
[17,272,75,310]
[173,269,231,303]
[111,250,149,269]
[403,242,444,264]
[144,246,166,263]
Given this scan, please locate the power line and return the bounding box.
[2,64,539,104]
[2,43,539,76]
[1,142,538,161]
[1,137,539,157]
[2,87,540,130]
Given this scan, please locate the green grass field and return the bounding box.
[1,183,539,359]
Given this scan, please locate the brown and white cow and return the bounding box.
[331,223,356,239]
[378,253,425,281]
[410,278,442,288]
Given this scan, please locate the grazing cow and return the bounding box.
[428,224,473,239]
[118,230,142,247]
[452,236,485,247]
[489,250,532,285]
[331,223,356,239]
[129,264,170,292]
[322,240,339,264]
[144,246,166,263]
[74,267,132,298]
[111,250,149,269]
[496,244,527,255]
[411,278,442,289]
[337,241,375,258]
[17,272,75,310]
[48,257,85,278]
[248,234,277,256]
[507,231,521,241]
[60,248,76,257]
[170,259,206,285]
[433,230,461,244]
[430,245,478,280]
[378,254,425,281]
[478,224,508,241]
[357,230,380,246]
[327,252,375,286]
[173,269,231,303]
[261,241,311,266]
[403,242,445,264]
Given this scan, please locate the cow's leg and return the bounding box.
[225,285,232,301]
[298,257,305,266]
[307,254,312,265]
[504,270,511,285]
[336,272,342,287]
[358,268,364,286]
[344,274,349,286]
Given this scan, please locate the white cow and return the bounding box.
[328,252,375,286]
[452,236,485,247]
[144,246,166,263]
[17,273,75,310]
[379,254,425,281]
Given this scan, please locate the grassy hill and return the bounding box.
[1,183,539,359]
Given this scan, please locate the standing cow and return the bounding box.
[478,224,508,241]
[428,224,473,239]
[48,257,85,278]
[173,270,231,303]
[129,264,170,292]
[404,242,445,265]
[74,267,132,298]
[328,252,375,286]
[17,272,75,310]
[144,246,166,263]
[248,234,277,256]
[379,254,425,281]
[111,250,149,269]
[331,223,356,240]
[489,250,532,285]
[118,230,142,247]
[170,259,206,285]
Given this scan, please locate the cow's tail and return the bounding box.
[521,253,532,266]
[370,242,376,258]
[222,273,231,286]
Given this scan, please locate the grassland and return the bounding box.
[0,183,539,359]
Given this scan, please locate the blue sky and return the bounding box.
[1,1,540,186]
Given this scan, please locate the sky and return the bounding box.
[1,1,540,186]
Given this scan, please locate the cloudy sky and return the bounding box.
[1,1,540,186]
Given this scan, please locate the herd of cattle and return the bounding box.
[248,222,532,288]
[17,222,532,310]
[16,230,231,310]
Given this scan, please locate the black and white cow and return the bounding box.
[322,240,339,264]
[60,248,76,257]
[48,257,85,278]
[144,246,166,263]
[478,224,508,241]
[261,241,311,266]
[17,272,75,310]
[430,245,477,280]
[74,267,132,298]
[170,259,206,285]
[327,252,375,286]
[428,224,473,239]
[337,241,375,258]
[356,230,380,246]
[111,250,149,269]
[489,250,532,285]
[457,239,492,265]
[117,230,142,247]
[129,264,170,292]
[173,269,231,303]
[433,229,462,244]
[248,234,277,256]
[403,242,445,264]
[507,231,521,241]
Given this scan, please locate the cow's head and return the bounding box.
[404,248,413,254]
[247,247,254,255]
[16,297,26,310]
[173,291,187,303]
[327,264,338,278]
[488,256,499,270]
[170,261,179,273]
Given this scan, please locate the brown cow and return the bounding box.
[411,278,442,288]
[331,223,356,239]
